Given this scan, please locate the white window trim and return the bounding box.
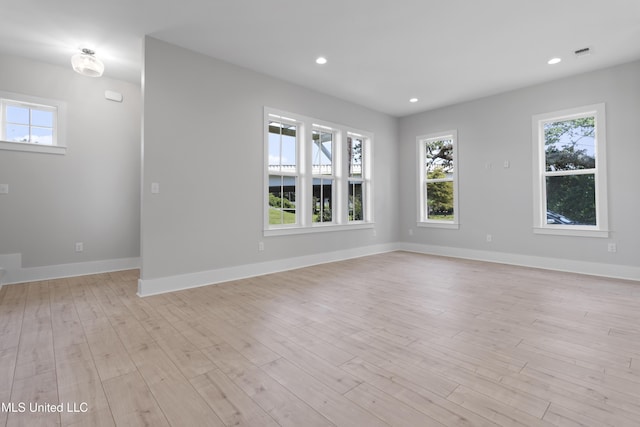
[311,125,337,225]
[532,103,608,238]
[264,107,374,236]
[417,130,459,229]
[0,90,67,155]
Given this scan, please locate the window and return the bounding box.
[0,91,66,155]
[347,134,365,222]
[268,118,298,226]
[532,103,608,237]
[312,126,334,223]
[264,108,373,235]
[417,131,459,229]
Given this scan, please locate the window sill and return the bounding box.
[417,221,460,230]
[533,226,609,238]
[264,222,375,237]
[0,140,66,155]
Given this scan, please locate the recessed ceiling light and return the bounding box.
[315,57,327,65]
[409,98,418,103]
[547,57,562,65]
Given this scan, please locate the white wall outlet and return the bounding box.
[75,242,84,252]
[258,241,264,251]
[151,182,160,194]
[486,234,492,242]
[608,243,617,253]
[0,184,8,194]
[372,229,377,237]
[408,229,413,236]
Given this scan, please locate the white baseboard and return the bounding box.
[4,242,635,295]
[397,242,640,282]
[137,243,397,297]
[1,255,140,285]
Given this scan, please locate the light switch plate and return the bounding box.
[0,184,8,194]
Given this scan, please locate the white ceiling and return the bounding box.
[2,0,639,116]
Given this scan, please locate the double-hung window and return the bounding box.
[264,108,373,235]
[347,134,365,222]
[312,126,334,223]
[0,91,66,155]
[532,103,608,237]
[417,131,459,229]
[267,117,299,226]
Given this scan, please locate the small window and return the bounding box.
[348,134,365,222]
[532,104,608,237]
[417,131,459,228]
[312,127,334,224]
[268,118,298,226]
[0,92,66,155]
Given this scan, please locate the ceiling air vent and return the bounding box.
[574,47,591,57]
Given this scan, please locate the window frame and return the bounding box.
[311,125,336,225]
[417,130,459,229]
[347,132,366,223]
[532,103,608,238]
[0,91,67,155]
[264,107,374,236]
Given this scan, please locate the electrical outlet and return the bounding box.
[258,241,264,251]
[151,182,160,194]
[486,234,492,242]
[608,243,617,253]
[75,242,84,252]
[372,229,377,237]
[408,229,413,236]
[0,184,8,194]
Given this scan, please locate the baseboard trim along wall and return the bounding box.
[137,243,398,297]
[3,243,636,294]
[397,242,640,282]
[0,254,140,285]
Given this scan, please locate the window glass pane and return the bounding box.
[348,181,363,221]
[426,181,454,221]
[546,174,596,225]
[31,127,54,145]
[31,109,54,127]
[6,124,30,142]
[6,105,29,124]
[312,130,332,175]
[348,137,363,177]
[425,139,454,176]
[544,117,595,172]
[268,175,296,225]
[268,121,296,172]
[312,178,333,223]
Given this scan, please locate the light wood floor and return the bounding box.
[1,251,640,426]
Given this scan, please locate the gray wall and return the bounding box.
[0,53,141,268]
[399,60,640,269]
[141,37,399,280]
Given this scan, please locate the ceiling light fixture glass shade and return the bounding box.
[71,48,104,77]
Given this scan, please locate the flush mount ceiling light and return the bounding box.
[315,56,327,65]
[71,48,105,77]
[547,57,562,65]
[409,98,419,103]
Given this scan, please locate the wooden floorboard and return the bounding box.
[1,251,639,426]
